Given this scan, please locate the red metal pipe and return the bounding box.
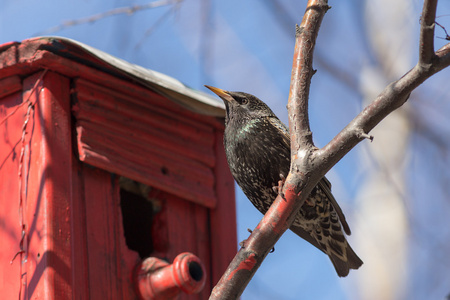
[135,252,206,300]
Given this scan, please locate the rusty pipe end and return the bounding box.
[134,252,206,300]
[172,252,206,294]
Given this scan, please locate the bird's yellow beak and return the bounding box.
[205,85,234,102]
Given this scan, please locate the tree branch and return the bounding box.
[419,0,437,64]
[314,0,450,174]
[287,1,330,150]
[210,0,450,299]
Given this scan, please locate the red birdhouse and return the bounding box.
[0,37,236,300]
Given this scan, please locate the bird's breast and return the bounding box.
[223,119,291,213]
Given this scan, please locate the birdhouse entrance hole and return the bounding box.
[119,177,154,258]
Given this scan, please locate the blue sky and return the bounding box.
[2,1,450,299]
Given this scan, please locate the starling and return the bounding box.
[205,85,363,277]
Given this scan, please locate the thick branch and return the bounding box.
[209,190,305,300]
[287,0,330,152]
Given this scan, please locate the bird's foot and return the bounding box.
[305,197,315,207]
[272,173,286,199]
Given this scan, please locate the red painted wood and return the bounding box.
[83,167,139,300]
[73,78,218,208]
[0,40,224,128]
[0,75,21,98]
[71,161,140,300]
[210,130,237,286]
[193,204,212,299]
[75,78,216,143]
[0,38,237,300]
[70,158,90,300]
[76,135,217,208]
[23,71,73,299]
[0,80,23,299]
[150,190,212,300]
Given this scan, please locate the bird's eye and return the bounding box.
[241,98,248,105]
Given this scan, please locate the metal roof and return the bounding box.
[34,36,225,117]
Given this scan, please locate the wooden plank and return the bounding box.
[210,130,237,286]
[0,87,24,299]
[193,204,212,300]
[77,139,217,208]
[83,167,140,300]
[72,76,219,208]
[83,168,122,300]
[116,187,143,300]
[73,98,215,167]
[75,78,216,141]
[164,194,205,300]
[24,71,73,299]
[150,190,212,300]
[70,158,90,300]
[0,75,21,99]
[83,167,121,299]
[77,120,214,186]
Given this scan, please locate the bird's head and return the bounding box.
[205,85,276,125]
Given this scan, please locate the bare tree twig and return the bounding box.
[134,3,181,49]
[267,0,361,95]
[435,21,450,40]
[34,0,182,36]
[419,0,438,64]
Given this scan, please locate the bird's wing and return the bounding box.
[318,177,351,235]
[267,117,290,149]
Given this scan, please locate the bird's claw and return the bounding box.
[272,173,286,199]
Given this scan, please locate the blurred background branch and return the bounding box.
[34,0,182,36]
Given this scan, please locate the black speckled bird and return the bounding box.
[205,85,363,277]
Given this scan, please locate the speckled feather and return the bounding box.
[209,87,363,277]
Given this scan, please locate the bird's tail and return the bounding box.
[329,242,363,277]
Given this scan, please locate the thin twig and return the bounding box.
[435,21,450,40]
[34,0,182,36]
[134,3,180,49]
